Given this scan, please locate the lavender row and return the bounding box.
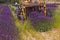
[0,5,18,40]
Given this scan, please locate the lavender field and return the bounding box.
[0,5,19,40]
[10,3,60,40]
[0,3,60,40]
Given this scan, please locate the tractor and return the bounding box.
[19,0,47,20]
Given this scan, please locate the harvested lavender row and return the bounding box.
[0,5,18,40]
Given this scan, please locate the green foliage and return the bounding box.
[10,5,16,11]
[0,0,19,4]
[0,1,4,3]
[53,5,60,28]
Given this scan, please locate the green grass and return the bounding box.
[53,5,60,28]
